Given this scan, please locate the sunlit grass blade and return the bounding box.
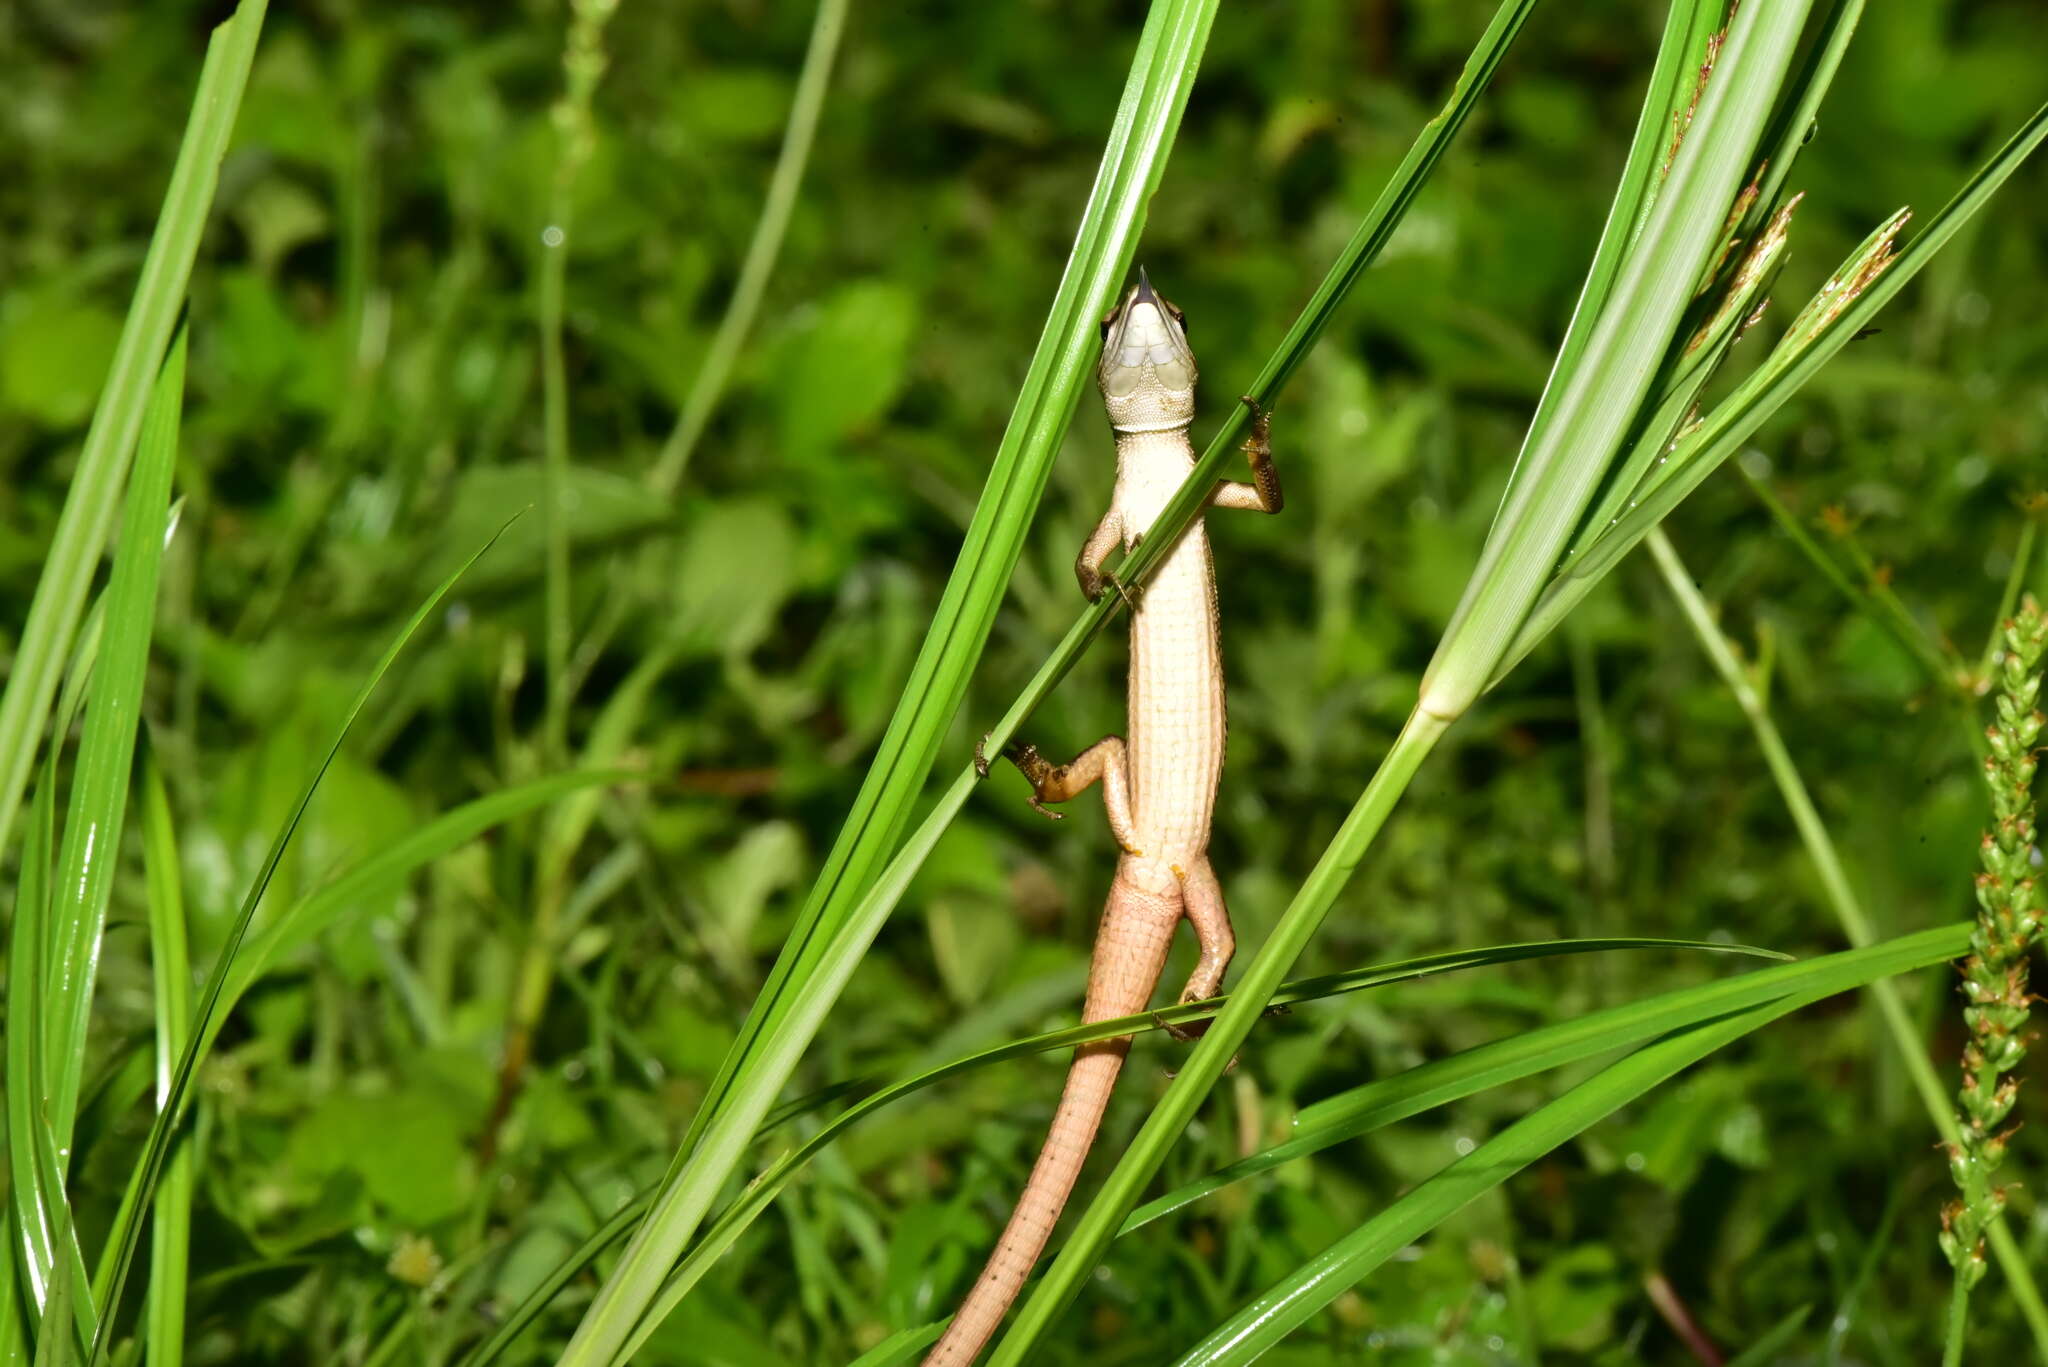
[612,939,1762,1359]
[1501,101,2048,679]
[139,758,191,1367]
[44,331,185,1159]
[8,778,97,1346]
[87,519,518,1366]
[557,4,1227,1357]
[0,0,265,867]
[1168,928,1961,1365]
[1123,924,1963,1236]
[1421,0,1812,720]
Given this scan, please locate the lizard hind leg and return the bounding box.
[1176,857,1236,1006]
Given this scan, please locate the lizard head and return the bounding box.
[1097,267,1197,433]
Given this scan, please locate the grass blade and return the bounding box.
[1169,929,1960,1365]
[455,937,1753,1363]
[1421,0,1812,720]
[0,0,265,868]
[557,5,1226,1357]
[1648,529,2048,1349]
[87,518,518,1366]
[612,940,1763,1358]
[1125,925,1963,1236]
[44,331,186,1159]
[650,0,850,494]
[8,779,96,1345]
[1501,102,2048,679]
[139,759,191,1367]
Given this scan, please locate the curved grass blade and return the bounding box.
[459,938,1761,1363]
[1169,929,1962,1365]
[8,778,96,1345]
[1123,923,1961,1235]
[139,758,192,1367]
[1499,101,2048,681]
[557,5,1228,1358]
[213,767,637,1038]
[0,0,265,868]
[45,331,186,1160]
[612,942,1772,1360]
[87,518,520,1366]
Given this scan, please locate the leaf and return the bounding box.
[775,280,919,456]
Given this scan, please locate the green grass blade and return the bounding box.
[139,759,191,1367]
[1501,102,2048,680]
[1169,929,1958,1365]
[86,519,518,1366]
[566,5,1534,1350]
[1421,0,1813,721]
[1124,925,1963,1236]
[1648,529,2048,1351]
[613,940,1765,1359]
[650,0,850,495]
[1491,0,1706,523]
[44,331,185,1159]
[0,0,265,868]
[8,779,97,1345]
[456,937,1749,1363]
[557,5,1225,1357]
[212,767,636,1024]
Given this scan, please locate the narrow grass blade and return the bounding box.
[569,4,1534,1350]
[459,937,1751,1363]
[1421,0,1813,720]
[139,759,191,1367]
[558,5,1226,1357]
[1170,931,1956,1366]
[613,940,1764,1358]
[1501,102,2048,680]
[1648,529,2048,1349]
[0,0,265,867]
[7,779,97,1345]
[87,519,519,1366]
[44,331,186,1159]
[1123,924,1963,1235]
[650,0,850,494]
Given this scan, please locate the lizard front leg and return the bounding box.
[1074,508,1125,601]
[1210,396,1283,514]
[1002,737,1141,856]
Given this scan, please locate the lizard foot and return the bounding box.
[973,734,994,779]
[1099,569,1143,615]
[1006,742,1066,822]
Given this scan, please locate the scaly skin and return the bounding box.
[926,272,1281,1366]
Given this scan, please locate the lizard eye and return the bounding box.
[1166,302,1187,333]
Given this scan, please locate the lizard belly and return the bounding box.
[1126,521,1224,875]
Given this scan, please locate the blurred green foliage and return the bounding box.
[3,0,2046,1362]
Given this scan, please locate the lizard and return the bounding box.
[923,269,1282,1366]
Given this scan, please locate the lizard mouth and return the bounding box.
[1098,267,1195,399]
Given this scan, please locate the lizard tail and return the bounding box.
[922,876,1179,1367]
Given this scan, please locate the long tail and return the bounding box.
[922,876,1178,1366]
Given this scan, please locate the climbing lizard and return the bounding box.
[924,270,1282,1366]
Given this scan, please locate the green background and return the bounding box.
[3,0,2045,1361]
